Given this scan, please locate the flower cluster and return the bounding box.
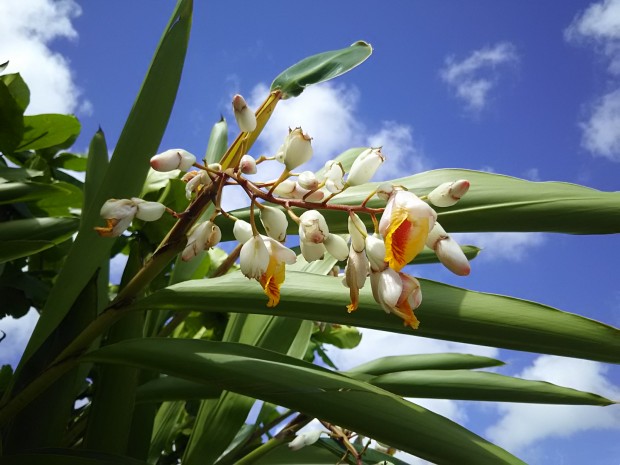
[96,93,471,328]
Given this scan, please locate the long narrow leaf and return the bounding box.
[132,272,620,363]
[83,338,524,465]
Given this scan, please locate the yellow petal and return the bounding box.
[384,208,430,271]
[259,257,286,307]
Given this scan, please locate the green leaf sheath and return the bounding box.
[132,272,620,363]
[271,41,372,98]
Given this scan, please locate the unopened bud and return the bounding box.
[299,210,329,244]
[132,198,166,222]
[426,222,470,276]
[260,205,288,242]
[365,234,387,272]
[323,160,345,193]
[275,127,313,171]
[376,182,394,201]
[150,149,196,172]
[233,219,254,244]
[232,94,257,133]
[297,171,319,190]
[182,221,222,261]
[428,180,470,207]
[347,147,385,186]
[288,430,322,451]
[348,213,367,253]
[324,234,349,261]
[239,154,257,175]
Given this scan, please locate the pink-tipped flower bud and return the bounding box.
[239,154,257,174]
[297,171,319,190]
[347,147,385,186]
[426,222,470,276]
[150,149,196,172]
[232,94,257,133]
[275,127,313,171]
[260,205,288,242]
[428,180,470,207]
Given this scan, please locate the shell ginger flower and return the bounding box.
[95,198,166,237]
[379,189,437,271]
[240,235,296,307]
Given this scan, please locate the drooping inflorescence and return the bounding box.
[96,94,472,328]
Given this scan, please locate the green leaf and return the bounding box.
[370,370,615,405]
[204,116,228,165]
[223,169,620,239]
[271,41,372,98]
[136,376,221,403]
[414,245,481,264]
[0,73,30,111]
[0,217,79,263]
[15,0,193,368]
[313,325,362,349]
[84,338,524,465]
[51,152,88,171]
[0,80,25,154]
[17,114,81,152]
[133,272,620,363]
[0,181,77,205]
[0,167,43,182]
[347,353,505,377]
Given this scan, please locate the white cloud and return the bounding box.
[0,308,39,367]
[566,0,620,74]
[0,0,90,115]
[580,88,620,160]
[486,355,620,453]
[440,42,518,112]
[367,121,428,177]
[452,232,546,262]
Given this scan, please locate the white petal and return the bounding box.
[347,213,367,253]
[372,267,402,312]
[365,235,387,272]
[343,248,369,290]
[239,236,269,279]
[279,127,313,171]
[347,147,385,186]
[299,210,329,244]
[436,236,471,276]
[428,180,470,208]
[263,236,297,265]
[232,94,257,132]
[297,171,319,190]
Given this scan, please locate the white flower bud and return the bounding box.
[347,147,385,186]
[150,149,196,172]
[297,171,319,190]
[260,205,288,242]
[376,182,394,201]
[100,198,136,221]
[182,221,221,261]
[288,430,322,451]
[239,154,257,174]
[300,241,326,262]
[233,220,254,244]
[184,170,211,199]
[324,234,349,261]
[232,94,257,133]
[275,127,313,171]
[299,210,329,244]
[428,180,470,207]
[365,234,387,272]
[323,160,345,193]
[348,213,367,253]
[132,198,166,222]
[426,222,470,276]
[273,180,297,198]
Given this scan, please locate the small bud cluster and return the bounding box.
[95,92,472,328]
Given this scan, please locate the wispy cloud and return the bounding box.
[566,0,620,161]
[0,309,39,367]
[440,42,518,113]
[0,0,90,115]
[487,355,620,454]
[452,232,546,262]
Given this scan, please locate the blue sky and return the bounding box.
[1,1,619,464]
